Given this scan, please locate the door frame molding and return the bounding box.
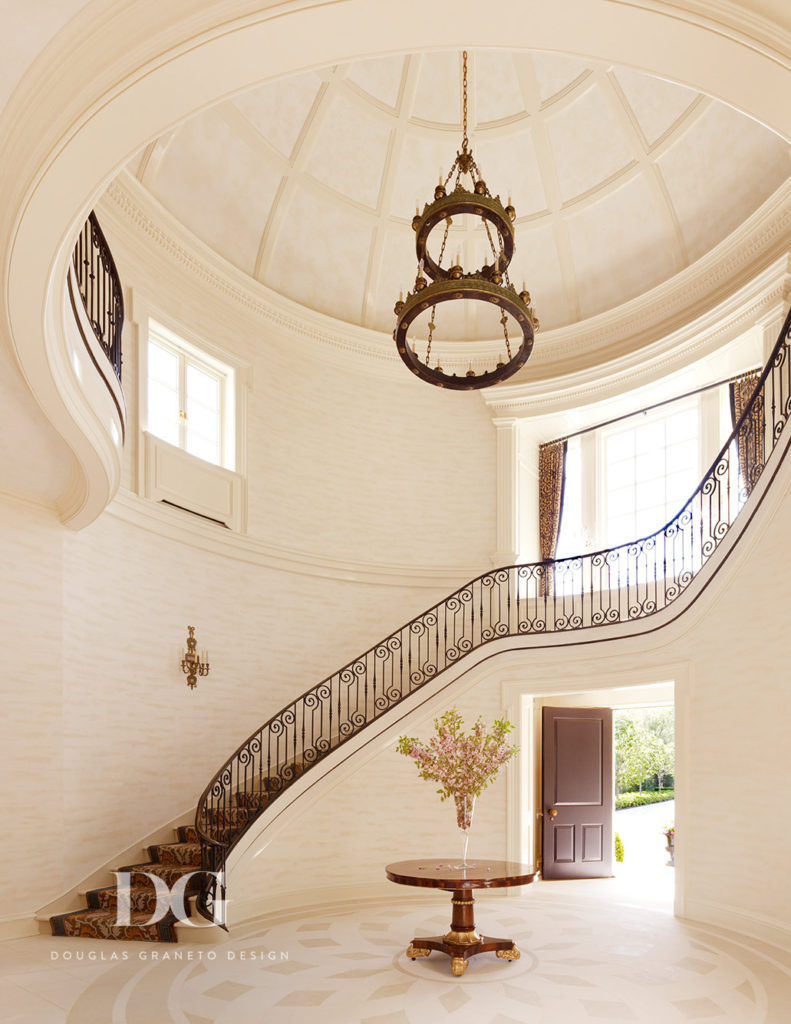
[501,661,690,917]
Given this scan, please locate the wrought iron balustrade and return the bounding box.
[71,211,123,382]
[195,305,791,926]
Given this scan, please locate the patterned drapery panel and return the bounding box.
[729,369,764,498]
[538,438,567,595]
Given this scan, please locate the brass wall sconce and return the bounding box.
[182,626,210,689]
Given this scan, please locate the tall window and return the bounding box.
[603,401,699,547]
[556,397,702,558]
[147,321,235,469]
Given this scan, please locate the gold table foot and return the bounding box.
[496,945,520,961]
[451,956,468,976]
[407,943,431,959]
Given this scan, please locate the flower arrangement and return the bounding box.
[396,707,519,854]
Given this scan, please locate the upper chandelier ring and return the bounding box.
[413,189,516,284]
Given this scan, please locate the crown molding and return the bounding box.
[107,488,485,589]
[103,171,791,387]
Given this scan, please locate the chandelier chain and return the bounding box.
[501,312,513,360]
[462,50,469,152]
[497,225,512,287]
[426,306,437,364]
[438,219,451,268]
[483,220,499,264]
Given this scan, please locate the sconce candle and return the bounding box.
[182,626,210,689]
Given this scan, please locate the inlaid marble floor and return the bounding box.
[4,888,791,1023]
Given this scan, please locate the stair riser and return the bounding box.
[148,843,202,867]
[52,913,177,943]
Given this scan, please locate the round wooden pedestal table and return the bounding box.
[385,859,537,976]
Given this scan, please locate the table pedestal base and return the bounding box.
[405,888,520,976]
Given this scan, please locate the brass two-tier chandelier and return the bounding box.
[393,51,539,390]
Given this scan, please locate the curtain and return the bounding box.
[729,370,764,498]
[538,438,567,596]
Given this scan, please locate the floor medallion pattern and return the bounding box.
[5,892,791,1023]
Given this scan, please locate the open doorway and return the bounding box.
[523,681,676,911]
[613,703,675,907]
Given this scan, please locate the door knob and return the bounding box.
[548,808,557,820]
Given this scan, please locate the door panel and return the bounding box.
[542,706,613,879]
[553,825,575,863]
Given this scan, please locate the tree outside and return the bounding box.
[615,707,674,797]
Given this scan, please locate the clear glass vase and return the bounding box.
[453,793,476,868]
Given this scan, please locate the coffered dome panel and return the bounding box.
[346,55,404,109]
[656,102,791,263]
[568,176,678,319]
[547,83,635,203]
[133,49,791,341]
[532,53,590,102]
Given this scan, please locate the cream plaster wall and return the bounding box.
[0,499,64,929]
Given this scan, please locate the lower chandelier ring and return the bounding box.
[394,276,535,391]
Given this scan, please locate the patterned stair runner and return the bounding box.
[50,825,202,942]
[50,781,275,942]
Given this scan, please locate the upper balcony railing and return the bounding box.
[195,305,791,927]
[71,212,123,383]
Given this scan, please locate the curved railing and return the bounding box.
[195,305,791,926]
[71,211,123,382]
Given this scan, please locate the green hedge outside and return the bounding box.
[616,790,674,810]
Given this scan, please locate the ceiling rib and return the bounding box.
[360,55,421,328]
[514,53,580,325]
[254,67,345,282]
[600,68,688,272]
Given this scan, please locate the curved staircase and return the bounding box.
[48,305,791,940]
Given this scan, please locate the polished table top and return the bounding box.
[386,859,537,890]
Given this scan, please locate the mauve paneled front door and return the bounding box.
[541,706,613,879]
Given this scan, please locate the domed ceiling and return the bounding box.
[129,50,791,340]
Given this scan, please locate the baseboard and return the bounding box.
[682,899,791,953]
[0,914,40,941]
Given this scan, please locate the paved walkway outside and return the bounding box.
[613,798,675,908]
